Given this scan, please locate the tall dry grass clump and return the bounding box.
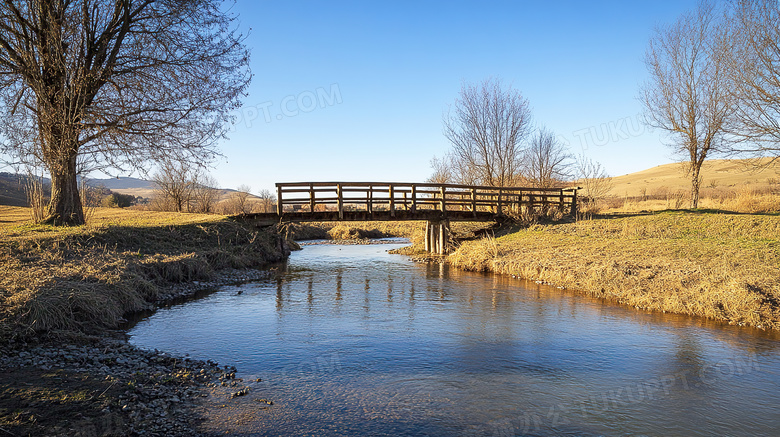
[718,187,780,213]
[449,211,780,330]
[23,173,47,223]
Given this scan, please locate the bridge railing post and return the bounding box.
[337,183,344,220]
[309,183,315,213]
[411,185,417,213]
[439,186,446,213]
[276,184,283,216]
[389,184,395,217]
[367,184,373,214]
[571,189,578,219]
[497,188,503,216]
[559,188,564,214]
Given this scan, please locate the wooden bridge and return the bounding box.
[244,182,578,254]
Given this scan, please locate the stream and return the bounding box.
[128,240,780,436]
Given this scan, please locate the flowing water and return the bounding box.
[128,240,780,436]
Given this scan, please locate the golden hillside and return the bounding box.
[607,159,780,198]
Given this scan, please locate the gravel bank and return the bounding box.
[0,268,276,436]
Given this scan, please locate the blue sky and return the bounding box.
[213,0,700,192]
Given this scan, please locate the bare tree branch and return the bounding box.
[442,78,532,187]
[524,127,573,189]
[727,0,780,163]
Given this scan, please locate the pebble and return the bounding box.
[156,268,273,304]
[0,338,238,436]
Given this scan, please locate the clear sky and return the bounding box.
[211,0,699,192]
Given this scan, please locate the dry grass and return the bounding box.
[0,207,291,339]
[449,211,780,331]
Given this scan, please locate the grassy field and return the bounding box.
[449,210,780,331]
[0,207,291,339]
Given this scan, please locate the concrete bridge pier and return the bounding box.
[424,219,451,255]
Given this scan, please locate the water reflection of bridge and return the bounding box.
[244,182,578,254]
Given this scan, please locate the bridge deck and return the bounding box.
[241,182,578,224]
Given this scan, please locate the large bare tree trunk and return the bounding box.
[44,151,84,226]
[690,167,702,209]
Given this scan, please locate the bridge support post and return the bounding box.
[425,219,451,255]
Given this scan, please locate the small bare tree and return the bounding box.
[576,156,613,200]
[443,78,532,187]
[151,161,194,213]
[257,189,276,213]
[226,184,252,215]
[191,171,220,214]
[576,155,613,217]
[524,128,573,188]
[641,1,734,208]
[427,155,453,184]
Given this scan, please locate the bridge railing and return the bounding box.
[275,182,578,219]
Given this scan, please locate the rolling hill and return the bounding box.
[0,173,28,207]
[85,176,157,199]
[606,159,780,198]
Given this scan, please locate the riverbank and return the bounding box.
[0,207,293,435]
[0,208,292,338]
[448,210,780,331]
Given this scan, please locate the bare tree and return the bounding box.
[191,171,220,214]
[640,1,734,208]
[151,160,194,213]
[227,184,252,215]
[524,128,573,188]
[0,1,250,225]
[727,0,780,162]
[443,78,532,187]
[427,155,453,184]
[257,189,276,213]
[575,155,613,215]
